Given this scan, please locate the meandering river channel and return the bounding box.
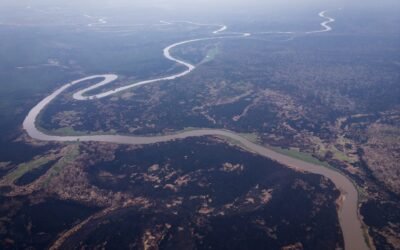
[23,11,369,250]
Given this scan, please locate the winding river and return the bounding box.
[23,11,369,250]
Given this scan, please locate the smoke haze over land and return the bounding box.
[1,0,399,25]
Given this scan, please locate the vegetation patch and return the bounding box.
[4,156,54,183]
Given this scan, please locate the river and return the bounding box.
[22,11,369,250]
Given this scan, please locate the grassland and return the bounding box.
[3,156,54,183]
[43,144,80,186]
[200,45,220,64]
